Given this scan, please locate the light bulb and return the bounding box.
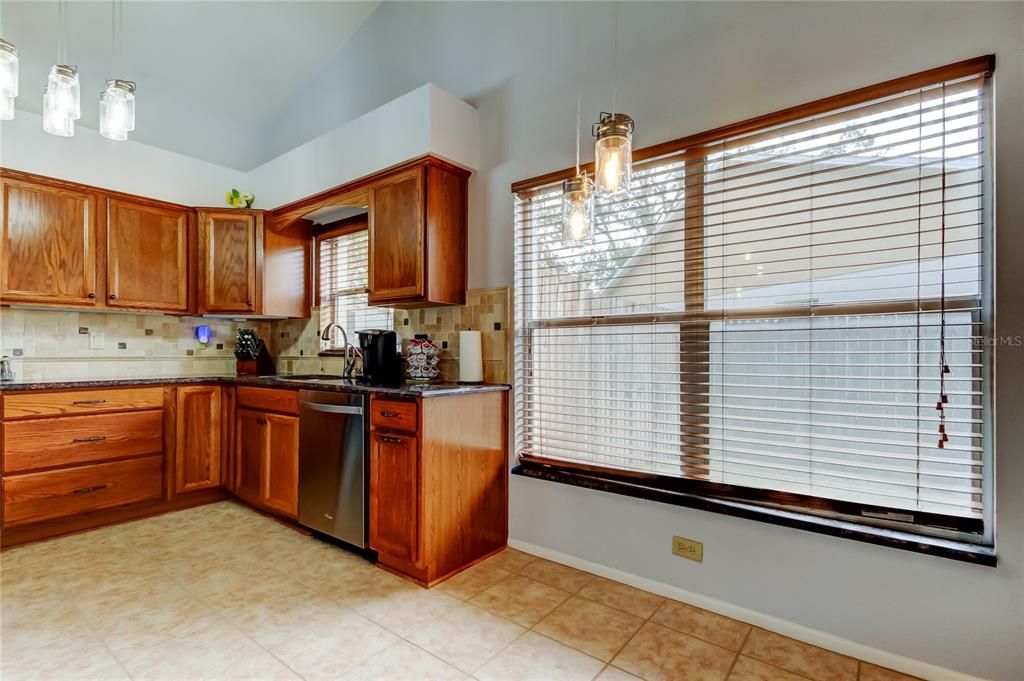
[43,87,74,136]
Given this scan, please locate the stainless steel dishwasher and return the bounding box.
[297,390,367,548]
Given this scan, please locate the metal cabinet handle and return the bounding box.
[72,484,107,495]
[72,399,107,405]
[380,435,403,444]
[246,300,253,306]
[72,435,107,443]
[109,294,118,300]
[87,292,96,299]
[380,411,401,418]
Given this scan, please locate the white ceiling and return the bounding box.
[0,1,380,170]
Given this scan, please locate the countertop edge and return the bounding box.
[0,376,511,398]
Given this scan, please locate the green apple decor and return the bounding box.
[225,188,255,208]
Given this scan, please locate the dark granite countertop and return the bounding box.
[0,374,510,398]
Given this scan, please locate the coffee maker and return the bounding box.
[357,330,402,385]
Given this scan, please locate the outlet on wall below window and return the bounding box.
[672,535,703,563]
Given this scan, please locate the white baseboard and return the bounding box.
[507,538,989,681]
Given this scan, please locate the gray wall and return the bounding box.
[269,3,1024,678]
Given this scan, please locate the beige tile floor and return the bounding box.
[0,501,919,681]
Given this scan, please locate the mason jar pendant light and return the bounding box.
[44,0,80,137]
[43,65,79,137]
[100,79,135,140]
[100,0,135,141]
[562,12,594,243]
[0,39,19,121]
[592,2,635,197]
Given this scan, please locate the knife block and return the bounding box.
[236,346,276,376]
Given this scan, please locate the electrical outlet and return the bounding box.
[89,332,105,350]
[672,535,703,563]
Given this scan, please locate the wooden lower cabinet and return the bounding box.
[2,456,164,527]
[368,393,509,587]
[263,413,299,517]
[175,385,222,492]
[234,407,299,519]
[369,430,419,564]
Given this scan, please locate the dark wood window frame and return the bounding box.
[511,56,996,565]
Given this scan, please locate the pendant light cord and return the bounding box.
[574,10,581,176]
[611,1,618,114]
[57,0,66,64]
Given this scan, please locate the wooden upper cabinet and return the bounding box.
[198,210,258,314]
[1,176,98,306]
[197,208,310,318]
[175,385,222,493]
[106,197,191,313]
[366,157,469,308]
[369,167,424,302]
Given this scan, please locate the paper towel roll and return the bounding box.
[459,330,483,383]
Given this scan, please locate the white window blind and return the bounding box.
[319,229,392,348]
[514,63,992,538]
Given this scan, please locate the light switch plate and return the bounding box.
[89,332,104,350]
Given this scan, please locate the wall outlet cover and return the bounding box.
[672,535,704,563]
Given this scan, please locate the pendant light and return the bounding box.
[0,38,18,121]
[562,11,594,243]
[100,0,135,141]
[592,2,635,197]
[44,0,80,137]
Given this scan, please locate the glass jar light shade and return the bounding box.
[0,39,18,120]
[43,65,79,136]
[561,174,595,243]
[593,112,635,196]
[100,80,136,141]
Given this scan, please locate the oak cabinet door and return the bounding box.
[368,168,424,303]
[199,210,257,313]
[175,386,222,493]
[262,413,299,518]
[235,408,264,506]
[106,198,190,312]
[369,431,419,564]
[1,178,98,306]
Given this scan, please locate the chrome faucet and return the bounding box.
[320,322,361,378]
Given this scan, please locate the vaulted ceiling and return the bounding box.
[0,1,379,170]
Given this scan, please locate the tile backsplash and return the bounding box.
[1,287,511,384]
[0,308,272,381]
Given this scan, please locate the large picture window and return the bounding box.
[513,57,993,543]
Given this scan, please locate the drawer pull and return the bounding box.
[380,411,401,418]
[380,435,403,444]
[72,484,108,495]
[72,435,108,443]
[72,399,108,405]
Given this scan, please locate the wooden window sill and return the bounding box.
[512,460,996,567]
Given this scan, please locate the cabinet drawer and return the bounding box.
[3,410,163,474]
[236,387,299,415]
[2,455,164,527]
[3,387,165,420]
[370,399,418,433]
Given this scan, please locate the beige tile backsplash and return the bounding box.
[1,287,511,384]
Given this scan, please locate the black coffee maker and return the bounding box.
[357,330,402,385]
